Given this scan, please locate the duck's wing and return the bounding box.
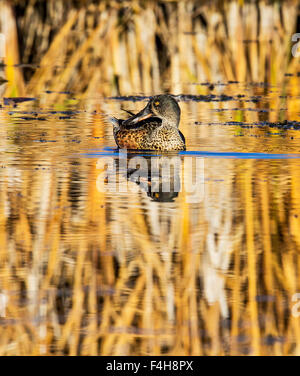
[120,116,162,130]
[178,129,186,144]
[121,107,136,116]
[109,116,146,132]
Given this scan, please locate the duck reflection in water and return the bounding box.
[97,152,182,203]
[126,153,181,202]
[96,150,204,204]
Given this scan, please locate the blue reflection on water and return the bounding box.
[78,147,300,160]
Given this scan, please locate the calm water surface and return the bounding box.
[1,81,300,355]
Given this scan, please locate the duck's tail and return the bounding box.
[108,116,120,131]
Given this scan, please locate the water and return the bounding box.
[1,79,300,355]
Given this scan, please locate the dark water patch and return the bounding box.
[178,94,234,102]
[16,116,46,121]
[49,110,79,115]
[108,95,149,101]
[191,82,227,86]
[7,109,81,119]
[195,120,300,130]
[247,96,261,103]
[34,167,51,171]
[109,94,236,102]
[33,139,57,143]
[8,111,39,115]
[263,335,285,346]
[3,97,36,106]
[257,120,300,130]
[8,109,82,122]
[45,90,73,95]
[108,94,264,103]
[61,136,82,144]
[212,108,272,113]
[195,121,254,128]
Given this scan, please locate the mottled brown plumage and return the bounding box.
[110,95,186,151]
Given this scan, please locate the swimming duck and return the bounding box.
[110,94,186,151]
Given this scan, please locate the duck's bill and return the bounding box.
[131,112,152,123]
[123,106,152,125]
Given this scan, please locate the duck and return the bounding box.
[110,94,186,151]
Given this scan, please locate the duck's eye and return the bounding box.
[154,101,160,107]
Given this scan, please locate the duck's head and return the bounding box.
[125,95,181,127]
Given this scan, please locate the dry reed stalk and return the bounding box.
[0,0,25,96]
[0,0,297,102]
[244,161,260,355]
